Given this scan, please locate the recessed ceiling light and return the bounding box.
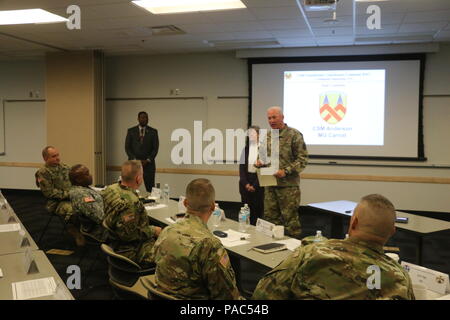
[132,0,246,14]
[0,9,67,25]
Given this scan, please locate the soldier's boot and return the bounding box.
[67,224,86,247]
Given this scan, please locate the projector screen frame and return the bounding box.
[248,53,426,162]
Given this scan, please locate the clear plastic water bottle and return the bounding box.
[313,230,325,243]
[238,207,247,232]
[243,203,250,226]
[163,184,170,204]
[212,203,222,229]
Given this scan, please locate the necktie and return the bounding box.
[140,128,144,143]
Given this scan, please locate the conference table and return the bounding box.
[0,211,38,256]
[0,250,74,300]
[308,200,450,266]
[0,192,74,300]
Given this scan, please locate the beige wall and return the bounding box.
[45,51,99,181]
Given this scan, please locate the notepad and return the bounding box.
[252,243,287,254]
[145,204,167,211]
[12,277,56,300]
[0,223,21,233]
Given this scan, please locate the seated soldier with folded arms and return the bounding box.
[69,164,108,242]
[151,178,242,300]
[252,194,415,300]
[36,146,84,246]
[103,160,161,267]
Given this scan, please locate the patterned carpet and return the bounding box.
[3,189,450,300]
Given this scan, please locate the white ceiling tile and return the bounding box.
[180,21,264,33]
[309,15,354,28]
[356,24,400,35]
[249,6,301,20]
[435,30,450,39]
[399,21,448,33]
[316,35,354,45]
[269,28,312,38]
[232,31,274,39]
[403,10,450,24]
[313,26,354,37]
[355,13,405,26]
[243,0,297,8]
[259,19,307,30]
[201,9,257,22]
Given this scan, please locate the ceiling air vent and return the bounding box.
[148,25,186,36]
[204,38,280,48]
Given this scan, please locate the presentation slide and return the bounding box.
[284,69,385,146]
[251,57,422,159]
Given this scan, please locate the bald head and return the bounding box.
[267,106,285,129]
[121,160,143,187]
[349,194,396,244]
[42,146,60,166]
[185,178,215,214]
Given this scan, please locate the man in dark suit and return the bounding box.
[125,111,159,192]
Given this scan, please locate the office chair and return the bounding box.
[140,274,179,300]
[101,243,155,300]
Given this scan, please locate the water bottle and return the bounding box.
[313,230,325,243]
[345,233,349,239]
[163,184,170,204]
[238,207,247,232]
[243,203,250,226]
[212,203,222,229]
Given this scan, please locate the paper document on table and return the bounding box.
[0,223,21,233]
[215,229,250,248]
[274,239,302,251]
[12,277,56,300]
[145,204,167,211]
[165,217,176,224]
[257,168,277,187]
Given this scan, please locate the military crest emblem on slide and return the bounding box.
[319,92,347,124]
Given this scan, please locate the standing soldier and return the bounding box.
[257,106,308,239]
[151,178,241,300]
[36,146,85,246]
[69,164,108,242]
[252,194,415,300]
[103,160,161,267]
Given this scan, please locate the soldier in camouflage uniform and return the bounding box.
[252,194,415,300]
[103,160,161,267]
[69,164,108,242]
[258,106,308,239]
[36,146,85,246]
[151,178,241,300]
[36,146,73,220]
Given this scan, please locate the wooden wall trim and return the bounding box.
[105,166,450,184]
[1,163,448,184]
[0,162,41,168]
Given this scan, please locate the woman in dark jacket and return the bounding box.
[239,126,264,225]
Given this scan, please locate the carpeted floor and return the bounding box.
[3,189,450,300]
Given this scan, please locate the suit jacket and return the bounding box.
[125,125,159,162]
[239,144,260,190]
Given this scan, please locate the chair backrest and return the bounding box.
[140,274,179,300]
[101,243,155,287]
[101,243,141,269]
